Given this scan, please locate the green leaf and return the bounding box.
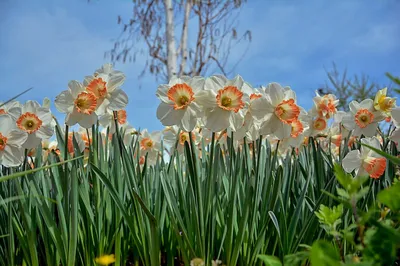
[257,255,282,266]
[377,182,400,211]
[310,240,340,266]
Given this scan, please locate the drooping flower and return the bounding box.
[196,75,250,132]
[342,137,386,179]
[374,87,396,117]
[341,99,383,137]
[16,100,54,149]
[163,125,200,154]
[0,114,28,167]
[251,82,301,140]
[156,76,204,132]
[55,80,98,128]
[99,109,128,133]
[83,63,128,114]
[0,100,22,121]
[311,91,338,119]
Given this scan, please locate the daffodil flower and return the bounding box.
[196,75,250,132]
[342,137,386,179]
[156,76,204,132]
[251,82,301,140]
[55,80,98,128]
[341,99,384,137]
[16,100,54,149]
[84,63,128,115]
[0,114,28,167]
[374,87,396,117]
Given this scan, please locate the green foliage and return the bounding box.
[315,204,343,236]
[310,240,340,266]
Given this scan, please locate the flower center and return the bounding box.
[313,118,327,131]
[167,83,195,110]
[355,109,374,128]
[74,92,97,114]
[16,112,43,134]
[179,131,195,145]
[117,110,127,124]
[86,78,107,100]
[140,138,154,150]
[0,109,6,115]
[291,119,304,138]
[363,157,386,179]
[0,133,7,151]
[216,86,244,113]
[274,99,300,124]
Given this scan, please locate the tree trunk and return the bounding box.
[178,0,191,77]
[164,0,177,80]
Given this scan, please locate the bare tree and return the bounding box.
[322,62,386,111]
[106,0,252,82]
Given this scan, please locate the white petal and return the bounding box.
[228,112,245,132]
[180,107,197,132]
[361,123,378,137]
[250,97,274,120]
[156,103,185,127]
[23,100,40,113]
[359,99,373,110]
[68,80,84,98]
[390,128,400,143]
[341,113,355,130]
[23,134,41,149]
[55,90,74,113]
[342,150,362,173]
[2,145,24,167]
[205,108,230,132]
[273,121,292,140]
[65,109,82,126]
[108,89,128,110]
[267,83,284,106]
[391,107,400,125]
[37,107,52,125]
[36,124,54,140]
[205,75,227,92]
[195,90,217,109]
[107,73,126,91]
[188,76,205,92]
[6,129,28,146]
[79,113,98,128]
[156,84,171,103]
[0,114,16,135]
[349,101,360,114]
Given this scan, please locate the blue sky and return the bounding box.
[1,0,399,131]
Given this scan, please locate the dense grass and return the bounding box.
[0,120,397,266]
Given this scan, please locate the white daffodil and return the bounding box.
[122,124,139,146]
[310,91,338,119]
[156,76,204,132]
[0,114,28,167]
[342,137,386,179]
[16,100,54,149]
[374,87,396,117]
[163,125,200,154]
[83,63,128,115]
[389,107,400,142]
[251,82,301,140]
[341,99,384,137]
[0,100,22,121]
[196,75,250,132]
[99,109,127,134]
[139,129,162,157]
[55,80,98,128]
